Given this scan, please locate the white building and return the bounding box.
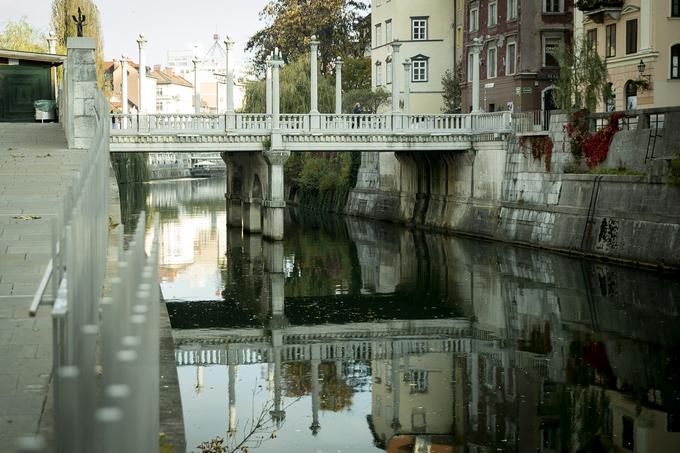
[371,0,461,113]
[151,65,193,113]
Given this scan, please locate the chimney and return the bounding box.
[154,64,161,72]
[166,67,174,76]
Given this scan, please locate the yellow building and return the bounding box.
[371,0,465,113]
[574,0,680,111]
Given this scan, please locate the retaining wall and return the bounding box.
[346,114,680,268]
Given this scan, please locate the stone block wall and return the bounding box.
[66,37,98,149]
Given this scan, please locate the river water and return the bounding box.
[120,176,680,453]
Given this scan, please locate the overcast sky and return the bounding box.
[2,0,271,73]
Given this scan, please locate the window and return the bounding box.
[156,101,163,111]
[156,87,163,96]
[506,42,516,75]
[587,29,598,49]
[672,44,680,79]
[376,0,381,6]
[411,17,427,40]
[470,6,479,32]
[544,36,561,66]
[487,46,497,78]
[386,58,392,84]
[508,0,517,20]
[407,370,428,394]
[626,19,638,54]
[375,61,382,86]
[544,0,562,13]
[673,0,680,17]
[606,24,616,57]
[489,1,497,27]
[375,24,382,47]
[468,52,474,82]
[386,20,392,43]
[412,57,428,82]
[622,416,634,450]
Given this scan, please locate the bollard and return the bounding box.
[14,436,45,453]
[55,366,81,453]
[77,324,98,450]
[95,407,124,453]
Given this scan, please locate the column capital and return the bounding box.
[120,55,128,65]
[402,58,411,68]
[390,39,402,51]
[470,37,483,54]
[263,150,290,166]
[310,35,320,47]
[335,56,343,67]
[47,32,57,54]
[136,33,147,48]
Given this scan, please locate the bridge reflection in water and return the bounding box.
[121,178,680,452]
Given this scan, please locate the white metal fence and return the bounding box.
[22,91,161,452]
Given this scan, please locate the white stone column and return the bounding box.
[471,38,483,113]
[402,59,411,114]
[310,355,321,435]
[390,40,402,114]
[121,56,129,129]
[270,52,282,136]
[192,57,201,114]
[310,36,320,129]
[47,32,58,101]
[136,34,147,113]
[224,38,235,129]
[266,55,273,116]
[335,57,343,115]
[262,150,289,241]
[227,363,237,437]
[640,0,651,52]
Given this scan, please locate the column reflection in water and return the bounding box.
[124,178,680,453]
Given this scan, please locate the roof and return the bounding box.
[150,69,192,88]
[0,49,66,64]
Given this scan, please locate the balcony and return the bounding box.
[576,0,624,23]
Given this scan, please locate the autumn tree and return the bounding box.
[441,61,463,113]
[246,0,370,76]
[51,0,105,87]
[0,17,47,52]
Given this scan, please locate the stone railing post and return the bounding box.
[136,34,147,113]
[335,57,343,115]
[470,38,483,113]
[66,37,98,149]
[193,57,201,114]
[309,36,320,130]
[390,40,402,130]
[270,50,283,148]
[224,37,235,129]
[402,59,411,115]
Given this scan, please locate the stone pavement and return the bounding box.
[0,123,86,452]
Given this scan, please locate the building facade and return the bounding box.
[461,0,574,112]
[574,0,680,111]
[104,59,158,114]
[371,0,464,113]
[150,66,193,113]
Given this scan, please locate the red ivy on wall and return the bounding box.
[518,135,554,172]
[566,110,625,168]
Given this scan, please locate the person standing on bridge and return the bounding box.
[353,102,362,129]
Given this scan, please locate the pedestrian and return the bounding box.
[352,102,362,129]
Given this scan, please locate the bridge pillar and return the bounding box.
[390,40,402,131]
[470,38,483,113]
[310,356,321,435]
[335,57,343,115]
[309,36,320,130]
[402,59,411,114]
[262,151,289,241]
[242,200,262,233]
[224,38,235,129]
[137,34,147,112]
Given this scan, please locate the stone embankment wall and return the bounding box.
[346,114,680,268]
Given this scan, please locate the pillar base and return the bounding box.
[242,201,262,233]
[262,206,285,241]
[227,198,242,227]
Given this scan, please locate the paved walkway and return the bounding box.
[0,123,86,451]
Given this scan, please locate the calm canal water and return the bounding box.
[120,177,680,453]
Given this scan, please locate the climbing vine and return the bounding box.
[565,110,624,168]
[518,136,554,172]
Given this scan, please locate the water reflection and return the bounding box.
[120,178,680,452]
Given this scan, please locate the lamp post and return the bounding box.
[193,57,201,114]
